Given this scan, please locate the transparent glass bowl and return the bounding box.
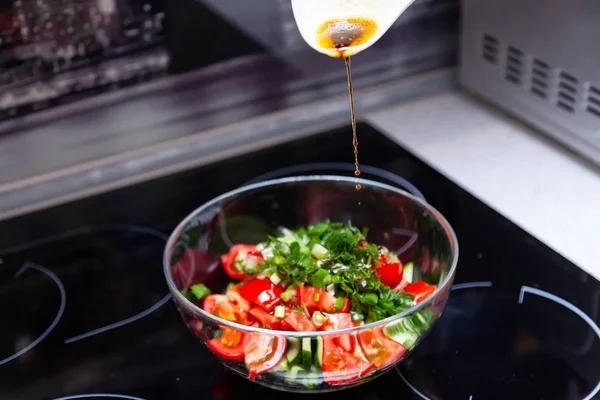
[163,176,458,393]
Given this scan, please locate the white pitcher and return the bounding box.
[291,0,417,58]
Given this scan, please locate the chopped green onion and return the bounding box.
[311,244,329,259]
[335,297,345,310]
[312,311,327,327]
[314,292,321,302]
[280,290,295,302]
[274,305,286,319]
[270,273,282,285]
[190,283,211,300]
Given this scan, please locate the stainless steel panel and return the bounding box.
[460,0,600,165]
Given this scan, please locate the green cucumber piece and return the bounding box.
[286,337,301,366]
[272,356,288,372]
[285,365,304,383]
[313,336,323,369]
[383,317,420,350]
[301,337,312,370]
[305,365,324,388]
[402,262,419,284]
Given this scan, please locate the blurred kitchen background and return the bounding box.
[0,0,456,123]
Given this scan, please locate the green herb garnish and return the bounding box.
[246,220,415,320]
[190,283,211,300]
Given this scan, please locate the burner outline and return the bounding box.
[397,283,600,400]
[519,285,600,400]
[53,394,146,400]
[395,281,493,400]
[390,228,419,258]
[0,224,173,346]
[242,162,426,201]
[452,281,493,291]
[64,293,171,344]
[0,263,66,366]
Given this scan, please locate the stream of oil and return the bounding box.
[344,56,361,190]
[317,17,378,190]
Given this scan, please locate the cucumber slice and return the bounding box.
[305,365,324,388]
[383,317,419,350]
[313,336,323,369]
[286,337,301,366]
[402,262,419,284]
[272,356,288,372]
[285,365,304,383]
[301,337,312,370]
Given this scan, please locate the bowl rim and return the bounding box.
[163,175,459,337]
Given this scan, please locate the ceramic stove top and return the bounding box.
[0,123,598,400]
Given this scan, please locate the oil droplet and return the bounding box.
[354,169,361,176]
[355,184,361,190]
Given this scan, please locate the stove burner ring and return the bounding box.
[53,394,146,400]
[242,162,426,201]
[396,282,600,400]
[0,224,172,349]
[0,263,66,367]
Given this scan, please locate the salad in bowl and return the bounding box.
[164,176,457,392]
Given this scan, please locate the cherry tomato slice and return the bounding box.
[249,307,281,330]
[377,262,404,288]
[244,332,287,380]
[357,326,406,369]
[296,286,323,313]
[283,311,317,332]
[239,279,283,312]
[207,328,246,361]
[404,281,437,304]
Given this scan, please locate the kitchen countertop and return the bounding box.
[367,90,600,281]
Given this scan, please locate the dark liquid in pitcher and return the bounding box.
[317,18,377,190]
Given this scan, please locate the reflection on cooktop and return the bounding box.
[398,283,600,400]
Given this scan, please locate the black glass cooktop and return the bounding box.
[0,123,598,400]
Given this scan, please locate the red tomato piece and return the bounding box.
[203,294,230,315]
[377,262,404,288]
[244,332,287,380]
[222,244,263,280]
[207,328,245,361]
[280,319,295,331]
[227,283,252,312]
[283,311,317,332]
[338,297,351,313]
[404,281,437,304]
[318,291,337,313]
[249,307,281,330]
[239,279,283,312]
[322,313,356,353]
[321,313,355,330]
[296,286,324,313]
[321,337,363,386]
[357,326,406,369]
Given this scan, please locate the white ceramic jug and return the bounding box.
[291,0,417,58]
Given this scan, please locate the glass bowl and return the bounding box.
[163,175,458,393]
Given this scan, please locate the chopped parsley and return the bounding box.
[252,220,415,321]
